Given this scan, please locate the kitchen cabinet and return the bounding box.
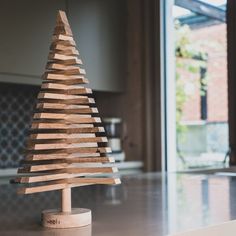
[0,0,66,85]
[68,0,126,91]
[0,0,126,92]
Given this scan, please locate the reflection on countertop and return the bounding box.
[0,173,236,236]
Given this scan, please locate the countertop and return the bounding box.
[0,172,236,236]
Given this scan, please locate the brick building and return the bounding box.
[177,15,228,160]
[181,23,227,123]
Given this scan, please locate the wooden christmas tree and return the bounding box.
[15,10,121,229]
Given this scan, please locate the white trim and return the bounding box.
[163,0,177,172]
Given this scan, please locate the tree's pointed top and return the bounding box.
[56,10,69,26]
[54,10,72,36]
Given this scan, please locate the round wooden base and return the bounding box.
[42,208,91,229]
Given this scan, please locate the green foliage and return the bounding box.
[175,21,207,160]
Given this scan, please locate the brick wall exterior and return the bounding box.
[181,23,228,123]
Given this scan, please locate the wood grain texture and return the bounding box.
[25,153,104,161]
[42,208,91,228]
[48,53,82,64]
[18,178,121,194]
[41,83,92,95]
[31,123,104,133]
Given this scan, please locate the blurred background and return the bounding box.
[0,0,236,176]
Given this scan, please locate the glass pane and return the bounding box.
[173,2,228,170]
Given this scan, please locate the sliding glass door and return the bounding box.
[164,0,228,171]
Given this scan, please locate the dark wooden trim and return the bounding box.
[227,0,236,165]
[142,0,163,171]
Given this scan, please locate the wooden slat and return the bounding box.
[28,142,99,151]
[36,103,97,113]
[17,182,93,194]
[19,164,117,174]
[47,66,86,75]
[41,83,92,95]
[25,153,102,161]
[30,133,107,142]
[16,173,71,183]
[38,93,92,101]
[67,157,114,163]
[53,44,76,51]
[28,137,107,145]
[53,45,79,55]
[44,79,88,86]
[38,95,94,105]
[68,177,121,185]
[26,156,114,163]
[33,115,100,125]
[34,113,91,119]
[43,73,87,82]
[27,147,111,154]
[65,167,118,174]
[18,177,120,194]
[48,53,82,65]
[33,113,100,122]
[30,123,104,131]
[49,68,86,75]
[18,163,68,173]
[51,40,76,48]
[46,64,82,71]
[52,34,74,42]
[30,133,96,140]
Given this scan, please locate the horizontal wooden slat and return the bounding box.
[16,173,70,183]
[27,147,111,154]
[43,73,87,82]
[49,68,86,75]
[36,103,97,113]
[18,183,73,194]
[18,163,68,173]
[30,133,96,139]
[25,156,114,163]
[65,167,118,174]
[18,177,120,194]
[19,164,117,174]
[33,113,100,123]
[52,45,77,52]
[51,37,76,47]
[47,64,82,71]
[55,48,79,56]
[28,137,107,145]
[25,153,102,161]
[44,79,88,86]
[31,123,104,132]
[27,142,99,150]
[52,34,74,42]
[30,133,107,142]
[34,113,90,119]
[68,177,121,185]
[48,53,83,63]
[38,93,92,101]
[41,83,92,95]
[38,94,94,105]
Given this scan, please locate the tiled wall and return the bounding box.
[0,84,38,168]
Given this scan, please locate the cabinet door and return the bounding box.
[68,0,126,92]
[0,0,66,84]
